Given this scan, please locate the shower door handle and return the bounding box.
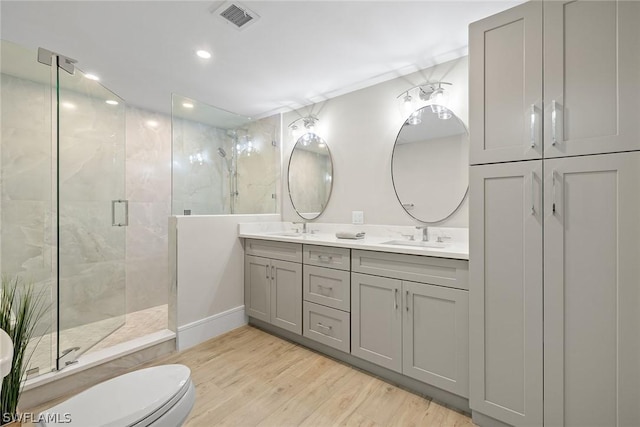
[112,200,129,227]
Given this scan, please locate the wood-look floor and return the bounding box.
[27,325,475,426]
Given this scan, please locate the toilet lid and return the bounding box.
[41,364,192,427]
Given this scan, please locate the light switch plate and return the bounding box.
[352,211,364,224]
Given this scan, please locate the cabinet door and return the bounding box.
[402,281,469,398]
[469,1,542,165]
[469,161,543,426]
[270,258,302,334]
[544,1,640,158]
[544,152,640,426]
[244,255,271,323]
[351,272,402,373]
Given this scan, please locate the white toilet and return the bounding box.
[38,364,195,427]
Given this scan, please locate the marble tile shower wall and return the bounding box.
[172,113,280,215]
[171,118,228,215]
[0,73,172,328]
[235,115,280,214]
[0,74,54,306]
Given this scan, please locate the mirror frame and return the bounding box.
[287,132,334,220]
[390,104,469,224]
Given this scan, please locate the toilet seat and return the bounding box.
[39,364,193,427]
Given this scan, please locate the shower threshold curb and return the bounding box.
[23,329,175,391]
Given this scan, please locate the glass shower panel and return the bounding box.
[56,63,126,366]
[171,94,279,215]
[0,40,55,376]
[234,114,280,214]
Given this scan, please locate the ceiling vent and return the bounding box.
[212,2,260,31]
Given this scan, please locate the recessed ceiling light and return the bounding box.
[146,120,159,128]
[182,102,194,109]
[196,50,211,59]
[85,73,100,81]
[105,100,119,105]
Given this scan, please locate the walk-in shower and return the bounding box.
[0,40,168,378]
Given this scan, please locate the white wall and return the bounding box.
[170,214,279,350]
[282,56,469,227]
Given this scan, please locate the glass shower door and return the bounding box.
[56,62,126,367]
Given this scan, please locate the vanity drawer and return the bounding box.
[245,239,302,263]
[303,265,350,312]
[303,301,350,353]
[351,249,468,290]
[303,245,350,271]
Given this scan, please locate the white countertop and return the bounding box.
[238,222,469,260]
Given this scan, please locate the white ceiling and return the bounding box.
[0,1,523,119]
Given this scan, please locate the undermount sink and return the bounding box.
[269,231,303,237]
[382,240,447,249]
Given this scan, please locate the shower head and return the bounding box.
[217,147,227,158]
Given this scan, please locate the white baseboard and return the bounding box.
[177,306,247,351]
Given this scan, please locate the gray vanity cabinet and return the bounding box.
[245,239,302,335]
[302,245,352,353]
[244,255,271,324]
[403,281,469,398]
[351,251,470,398]
[351,272,402,372]
[351,273,402,372]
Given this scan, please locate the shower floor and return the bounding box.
[28,304,168,376]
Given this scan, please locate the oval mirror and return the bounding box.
[288,132,333,220]
[391,105,469,223]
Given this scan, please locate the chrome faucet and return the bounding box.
[415,226,429,242]
[293,221,308,234]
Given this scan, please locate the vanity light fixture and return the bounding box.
[182,102,194,109]
[105,100,119,106]
[288,115,318,133]
[84,73,100,81]
[397,81,453,122]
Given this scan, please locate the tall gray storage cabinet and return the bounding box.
[469,1,640,426]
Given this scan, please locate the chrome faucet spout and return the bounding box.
[415,226,429,242]
[293,221,308,234]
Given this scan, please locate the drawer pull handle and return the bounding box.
[318,284,333,292]
[317,323,332,334]
[394,289,398,310]
[271,266,274,280]
[266,265,269,279]
[530,104,536,148]
[406,290,410,312]
[318,255,334,262]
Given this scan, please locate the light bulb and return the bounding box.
[429,87,449,108]
[438,107,452,120]
[407,109,422,125]
[401,93,414,118]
